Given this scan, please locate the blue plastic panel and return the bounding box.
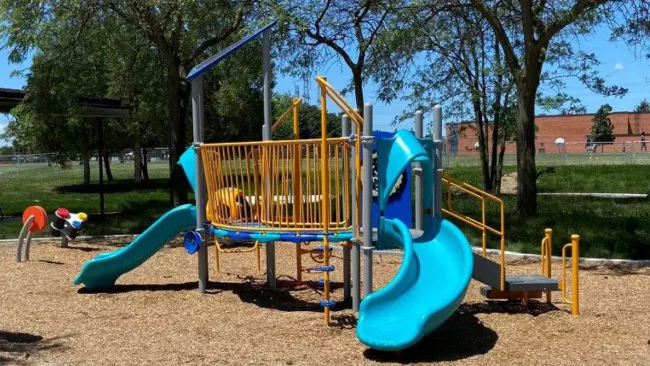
[187,21,277,80]
[209,227,353,243]
[371,131,413,229]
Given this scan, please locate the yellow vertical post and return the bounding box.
[571,234,580,316]
[544,229,553,303]
[292,99,303,282]
[481,199,487,257]
[319,80,331,324]
[292,98,302,225]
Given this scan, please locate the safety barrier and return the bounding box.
[541,229,553,303]
[560,235,580,316]
[441,175,506,290]
[200,138,352,233]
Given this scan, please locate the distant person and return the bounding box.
[641,132,647,152]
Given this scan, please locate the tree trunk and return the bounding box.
[103,150,114,182]
[166,61,189,206]
[134,142,142,184]
[494,143,506,194]
[141,148,149,182]
[474,103,492,192]
[515,90,537,216]
[352,68,365,116]
[83,154,91,186]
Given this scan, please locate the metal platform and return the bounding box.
[480,275,559,299]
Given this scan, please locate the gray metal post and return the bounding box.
[24,231,33,261]
[192,77,209,293]
[350,122,361,311]
[262,29,276,290]
[60,235,68,248]
[362,103,374,296]
[414,110,424,230]
[433,105,443,217]
[15,215,34,263]
[341,115,352,303]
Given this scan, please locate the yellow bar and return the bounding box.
[271,97,302,132]
[202,137,348,148]
[292,98,302,227]
[543,229,553,303]
[571,234,580,316]
[320,79,331,325]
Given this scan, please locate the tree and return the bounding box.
[443,0,630,215]
[272,0,403,113]
[382,8,517,193]
[1,1,251,205]
[590,104,615,148]
[635,99,650,113]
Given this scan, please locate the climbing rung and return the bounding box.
[319,300,336,308]
[306,266,335,273]
[317,278,325,285]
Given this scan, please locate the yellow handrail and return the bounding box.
[315,76,364,129]
[561,235,580,316]
[271,97,302,132]
[541,229,553,303]
[441,175,506,290]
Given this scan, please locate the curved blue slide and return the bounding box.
[356,129,474,351]
[73,204,197,290]
[356,216,474,350]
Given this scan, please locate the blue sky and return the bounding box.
[1,23,649,146]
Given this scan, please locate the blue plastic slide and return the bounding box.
[73,204,197,289]
[356,129,474,350]
[356,216,474,350]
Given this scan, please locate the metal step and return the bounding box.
[480,275,560,299]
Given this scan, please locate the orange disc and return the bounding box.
[23,206,48,233]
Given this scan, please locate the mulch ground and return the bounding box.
[1,238,649,365]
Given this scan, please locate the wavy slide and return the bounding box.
[356,216,473,350]
[356,129,474,351]
[73,204,197,290]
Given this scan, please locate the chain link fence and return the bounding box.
[442,140,650,167]
[0,148,172,183]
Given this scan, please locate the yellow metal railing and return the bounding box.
[200,138,352,233]
[541,229,553,303]
[560,235,580,316]
[316,76,365,324]
[441,175,506,290]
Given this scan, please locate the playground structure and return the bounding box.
[72,21,581,351]
[16,206,87,262]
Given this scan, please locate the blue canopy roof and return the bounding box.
[187,21,277,80]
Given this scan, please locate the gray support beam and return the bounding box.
[414,110,424,230]
[15,215,34,263]
[350,121,361,312]
[362,103,374,297]
[341,115,351,303]
[191,77,209,293]
[433,105,443,217]
[262,29,276,290]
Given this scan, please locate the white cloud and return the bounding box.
[614,62,624,71]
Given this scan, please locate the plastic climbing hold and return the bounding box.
[319,300,336,308]
[317,278,326,286]
[183,231,203,255]
[23,206,48,233]
[306,266,335,273]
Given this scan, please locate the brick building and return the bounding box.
[446,110,650,155]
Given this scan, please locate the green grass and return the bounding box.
[444,165,650,259]
[1,160,649,259]
[0,162,191,239]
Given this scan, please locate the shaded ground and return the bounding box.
[1,240,649,365]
